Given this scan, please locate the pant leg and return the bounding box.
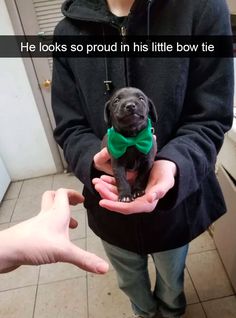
[151,244,189,318]
[102,240,158,318]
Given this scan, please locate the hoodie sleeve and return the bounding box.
[52,51,101,193]
[156,0,234,210]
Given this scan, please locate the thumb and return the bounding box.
[146,180,174,203]
[94,147,110,165]
[63,242,109,274]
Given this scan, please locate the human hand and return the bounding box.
[93,147,138,182]
[92,160,176,214]
[93,147,113,175]
[0,189,109,274]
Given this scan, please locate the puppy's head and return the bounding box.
[104,87,157,136]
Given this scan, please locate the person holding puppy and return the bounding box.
[52,0,234,317]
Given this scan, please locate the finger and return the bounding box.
[47,189,83,233]
[64,242,109,274]
[54,188,84,207]
[100,173,137,186]
[146,183,171,203]
[99,199,133,214]
[99,199,155,214]
[69,217,78,229]
[53,189,83,220]
[100,175,117,185]
[41,191,56,211]
[94,183,118,201]
[94,148,111,170]
[92,178,118,195]
[54,188,69,208]
[94,147,110,164]
[67,190,84,206]
[94,149,113,175]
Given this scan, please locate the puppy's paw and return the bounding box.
[132,190,145,199]
[119,195,134,203]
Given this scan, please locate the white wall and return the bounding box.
[0,0,57,180]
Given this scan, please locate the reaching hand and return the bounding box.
[92,160,176,214]
[0,188,109,274]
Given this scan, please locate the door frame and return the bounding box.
[0,155,11,202]
[5,0,65,171]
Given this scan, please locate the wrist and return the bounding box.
[168,161,177,177]
[155,159,177,177]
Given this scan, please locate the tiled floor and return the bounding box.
[0,173,236,318]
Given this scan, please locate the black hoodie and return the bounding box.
[52,0,234,253]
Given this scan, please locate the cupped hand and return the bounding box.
[92,160,176,214]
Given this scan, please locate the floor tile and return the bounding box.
[52,173,83,193]
[19,175,53,198]
[148,257,156,290]
[0,265,39,291]
[86,218,96,237]
[148,260,199,305]
[1,173,235,318]
[0,199,16,223]
[34,277,87,318]
[69,206,86,240]
[186,250,233,301]
[88,270,131,318]
[4,181,23,200]
[0,286,37,318]
[189,231,215,254]
[183,303,206,318]
[39,239,86,284]
[184,269,199,304]
[11,195,41,222]
[202,296,236,318]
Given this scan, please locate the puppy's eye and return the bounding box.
[114,98,120,104]
[139,96,145,101]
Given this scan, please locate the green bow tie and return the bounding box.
[107,118,153,159]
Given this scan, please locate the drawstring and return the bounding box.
[102,26,113,94]
[102,0,154,93]
[104,54,113,93]
[126,0,154,87]
[147,0,153,39]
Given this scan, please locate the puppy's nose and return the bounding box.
[125,102,136,112]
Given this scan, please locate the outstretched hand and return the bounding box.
[0,188,109,274]
[93,160,176,214]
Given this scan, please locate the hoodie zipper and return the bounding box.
[120,26,127,37]
[119,24,130,87]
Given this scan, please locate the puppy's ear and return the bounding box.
[148,99,158,123]
[104,100,112,127]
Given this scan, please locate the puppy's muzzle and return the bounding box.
[124,102,136,113]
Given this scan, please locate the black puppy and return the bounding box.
[103,87,158,202]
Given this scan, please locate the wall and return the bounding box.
[0,0,57,180]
